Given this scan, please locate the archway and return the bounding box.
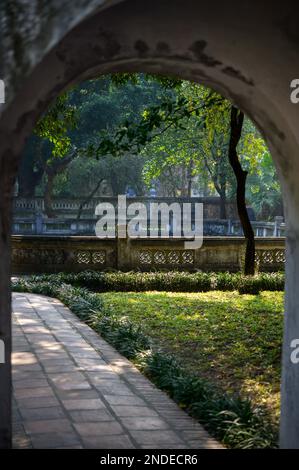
[1,0,299,448]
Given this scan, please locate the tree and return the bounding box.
[240,127,282,219]
[141,124,200,197]
[18,136,46,197]
[228,107,255,275]
[96,83,236,215]
[20,73,280,263]
[96,78,270,275]
[19,74,174,213]
[33,93,78,216]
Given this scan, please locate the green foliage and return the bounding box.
[94,94,193,158]
[97,80,273,210]
[54,153,146,197]
[20,73,282,218]
[190,394,277,448]
[35,93,78,159]
[27,270,285,294]
[142,352,277,448]
[98,288,282,423]
[90,315,150,359]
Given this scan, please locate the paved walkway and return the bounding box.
[12,293,221,449]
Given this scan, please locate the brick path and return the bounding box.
[12,293,222,449]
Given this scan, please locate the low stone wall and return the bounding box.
[12,216,286,237]
[13,196,238,219]
[11,236,285,274]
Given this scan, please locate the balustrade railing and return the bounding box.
[13,196,285,237]
[11,235,285,274]
[12,216,286,237]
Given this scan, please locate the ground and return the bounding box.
[100,290,283,424]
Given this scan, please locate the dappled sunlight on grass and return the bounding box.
[101,290,283,423]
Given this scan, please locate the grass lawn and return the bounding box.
[100,290,283,425]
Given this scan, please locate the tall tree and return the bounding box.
[228,106,255,274]
[19,74,173,212]
[96,79,265,275]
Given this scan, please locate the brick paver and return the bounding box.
[12,293,222,449]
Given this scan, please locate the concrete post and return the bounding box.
[274,216,284,237]
[117,231,132,271]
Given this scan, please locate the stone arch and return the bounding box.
[1,0,299,448]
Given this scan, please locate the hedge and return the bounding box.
[26,270,285,294]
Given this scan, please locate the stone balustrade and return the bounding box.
[12,216,286,238]
[11,235,285,274]
[13,196,285,238]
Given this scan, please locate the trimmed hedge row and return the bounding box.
[28,270,285,294]
[11,277,278,448]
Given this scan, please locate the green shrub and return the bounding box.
[237,272,285,294]
[18,270,285,294]
[238,276,262,295]
[190,395,277,448]
[89,314,151,359]
[140,351,277,448]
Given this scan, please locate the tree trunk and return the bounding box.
[219,190,227,219]
[18,172,39,197]
[43,148,77,218]
[44,171,56,218]
[18,163,44,197]
[228,106,255,275]
[18,139,44,197]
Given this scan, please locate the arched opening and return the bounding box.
[10,72,284,450]
[1,0,299,449]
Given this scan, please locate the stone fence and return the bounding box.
[13,196,285,237]
[12,216,286,238]
[13,196,238,219]
[11,235,285,274]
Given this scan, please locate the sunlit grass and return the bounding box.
[101,290,283,423]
